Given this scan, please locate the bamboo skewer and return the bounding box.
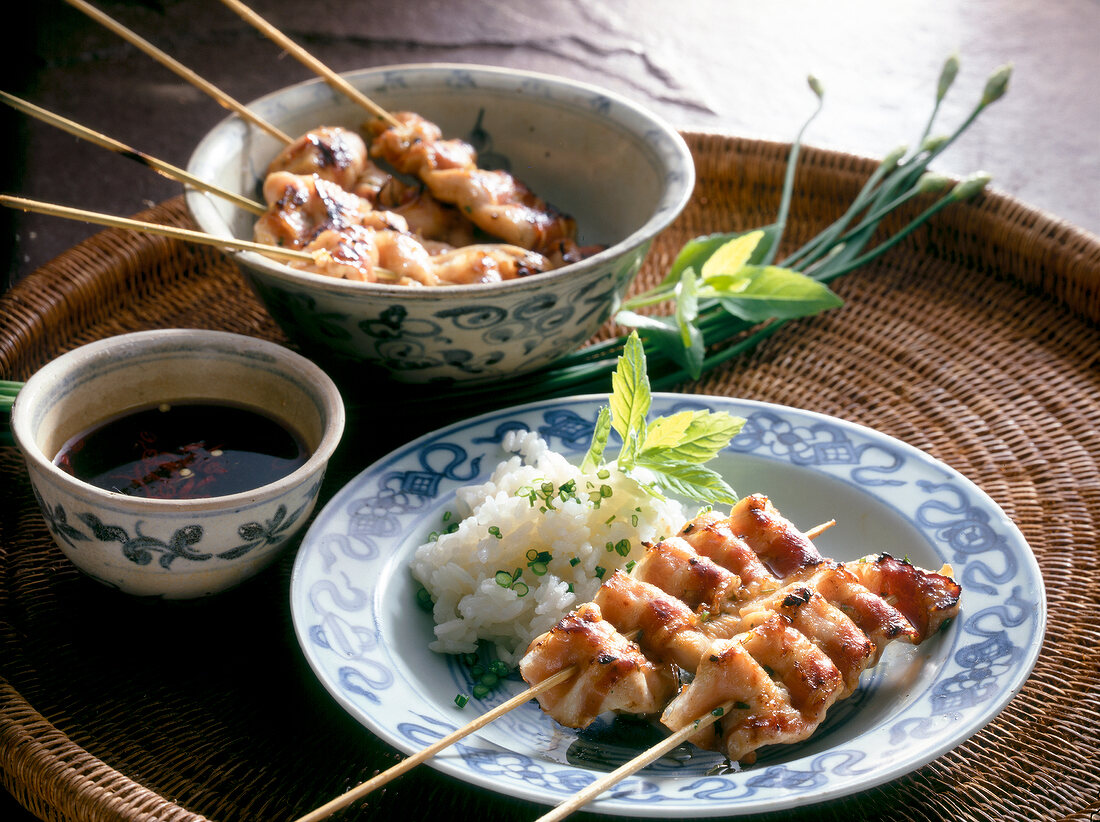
[1,195,309,263]
[217,0,403,129]
[289,518,837,821]
[290,666,577,822]
[2,195,407,282]
[2,92,266,216]
[64,0,293,144]
[535,700,735,822]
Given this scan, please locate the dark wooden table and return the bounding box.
[4,1,1099,819]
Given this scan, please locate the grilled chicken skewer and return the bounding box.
[218,0,594,265]
[264,130,477,253]
[520,494,960,819]
[366,112,602,264]
[255,170,551,285]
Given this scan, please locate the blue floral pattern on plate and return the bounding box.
[290,395,1044,816]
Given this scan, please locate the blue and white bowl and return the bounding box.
[10,330,345,598]
[186,63,695,384]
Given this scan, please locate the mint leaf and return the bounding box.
[609,332,650,468]
[641,410,744,464]
[699,230,767,280]
[581,406,611,473]
[707,265,843,323]
[635,456,739,506]
[641,410,695,451]
[589,330,744,506]
[661,225,781,290]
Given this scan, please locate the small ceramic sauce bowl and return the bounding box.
[10,329,345,598]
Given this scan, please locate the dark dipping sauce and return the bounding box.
[54,402,309,500]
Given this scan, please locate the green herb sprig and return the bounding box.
[581,331,744,506]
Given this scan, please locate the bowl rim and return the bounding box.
[10,329,346,513]
[185,61,696,298]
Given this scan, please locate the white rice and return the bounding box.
[410,429,688,666]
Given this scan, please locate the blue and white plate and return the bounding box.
[290,395,1045,817]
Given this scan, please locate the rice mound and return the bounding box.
[410,429,688,666]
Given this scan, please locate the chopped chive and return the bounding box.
[529,562,548,576]
[479,672,499,688]
[489,661,510,677]
[614,539,631,557]
[526,549,539,561]
[472,683,490,699]
[625,560,636,573]
[415,586,434,611]
[495,570,513,588]
[595,566,606,579]
[569,557,581,567]
[513,581,529,597]
[488,525,502,539]
[455,694,469,708]
[597,469,610,480]
[711,707,725,717]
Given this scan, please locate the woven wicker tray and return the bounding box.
[2,133,1098,822]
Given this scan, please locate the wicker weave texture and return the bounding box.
[1,133,1098,822]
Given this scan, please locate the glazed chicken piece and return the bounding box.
[676,509,780,595]
[254,171,404,250]
[729,580,875,696]
[266,126,369,191]
[843,553,962,642]
[367,112,588,258]
[592,571,713,672]
[430,244,549,285]
[354,165,479,249]
[723,493,827,579]
[635,526,875,697]
[294,224,439,285]
[631,536,742,615]
[518,603,678,729]
[661,613,845,764]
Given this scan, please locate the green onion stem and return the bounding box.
[781,145,906,269]
[762,80,826,267]
[810,192,967,282]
